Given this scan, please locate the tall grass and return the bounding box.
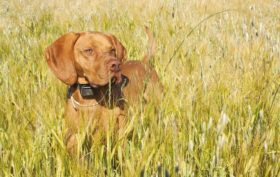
[0,0,279,176]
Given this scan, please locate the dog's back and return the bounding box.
[121,27,162,104]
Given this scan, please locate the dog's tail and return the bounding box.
[142,26,156,64]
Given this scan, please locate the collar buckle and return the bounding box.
[79,84,95,98]
[67,83,96,99]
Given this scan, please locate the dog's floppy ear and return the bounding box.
[109,34,127,63]
[44,32,80,85]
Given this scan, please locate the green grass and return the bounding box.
[0,0,279,176]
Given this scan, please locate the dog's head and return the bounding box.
[44,32,126,86]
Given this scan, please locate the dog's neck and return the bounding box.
[67,76,128,109]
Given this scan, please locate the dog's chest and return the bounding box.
[65,97,124,131]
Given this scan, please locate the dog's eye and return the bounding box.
[84,48,94,55]
[109,48,116,56]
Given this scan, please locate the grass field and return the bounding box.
[0,0,280,176]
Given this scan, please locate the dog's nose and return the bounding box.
[108,60,121,72]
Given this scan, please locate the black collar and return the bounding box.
[67,83,96,99]
[67,75,129,99]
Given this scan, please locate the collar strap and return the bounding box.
[67,83,97,99]
[67,75,129,99]
[70,94,99,109]
[67,83,101,110]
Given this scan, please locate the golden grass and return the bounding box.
[0,0,279,176]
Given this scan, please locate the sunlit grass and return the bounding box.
[0,0,279,176]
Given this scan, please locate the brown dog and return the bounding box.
[44,28,161,154]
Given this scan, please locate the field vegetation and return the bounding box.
[0,0,279,176]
